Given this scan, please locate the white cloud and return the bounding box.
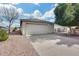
[33,3,40,6]
[22,5,56,22]
[40,4,57,20]
[54,3,58,7]
[22,8,55,22]
[17,8,23,15]
[41,7,55,19]
[23,13,31,17]
[11,3,20,5]
[49,19,55,22]
[1,3,20,5]
[32,10,42,19]
[39,6,56,22]
[22,10,42,19]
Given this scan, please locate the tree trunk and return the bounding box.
[8,25,10,34]
[8,21,11,34]
[69,27,72,34]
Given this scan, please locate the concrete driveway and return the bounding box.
[30,34,79,56]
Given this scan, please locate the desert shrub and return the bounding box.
[12,27,17,32]
[0,29,9,41]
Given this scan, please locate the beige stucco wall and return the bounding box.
[21,22,54,35]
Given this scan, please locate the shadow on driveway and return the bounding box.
[30,33,79,47]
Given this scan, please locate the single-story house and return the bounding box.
[54,24,69,33]
[20,19,54,35]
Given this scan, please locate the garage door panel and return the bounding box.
[24,24,53,35]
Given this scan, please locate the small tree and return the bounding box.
[0,4,23,33]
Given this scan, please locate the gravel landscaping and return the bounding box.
[0,35,38,56]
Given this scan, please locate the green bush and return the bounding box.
[0,29,9,41]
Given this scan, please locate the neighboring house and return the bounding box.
[54,24,69,33]
[54,24,79,34]
[20,19,54,35]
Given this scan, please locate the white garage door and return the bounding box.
[22,24,54,35]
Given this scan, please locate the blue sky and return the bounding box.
[12,3,56,27]
[15,3,55,14]
[15,3,56,19]
[0,3,57,27]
